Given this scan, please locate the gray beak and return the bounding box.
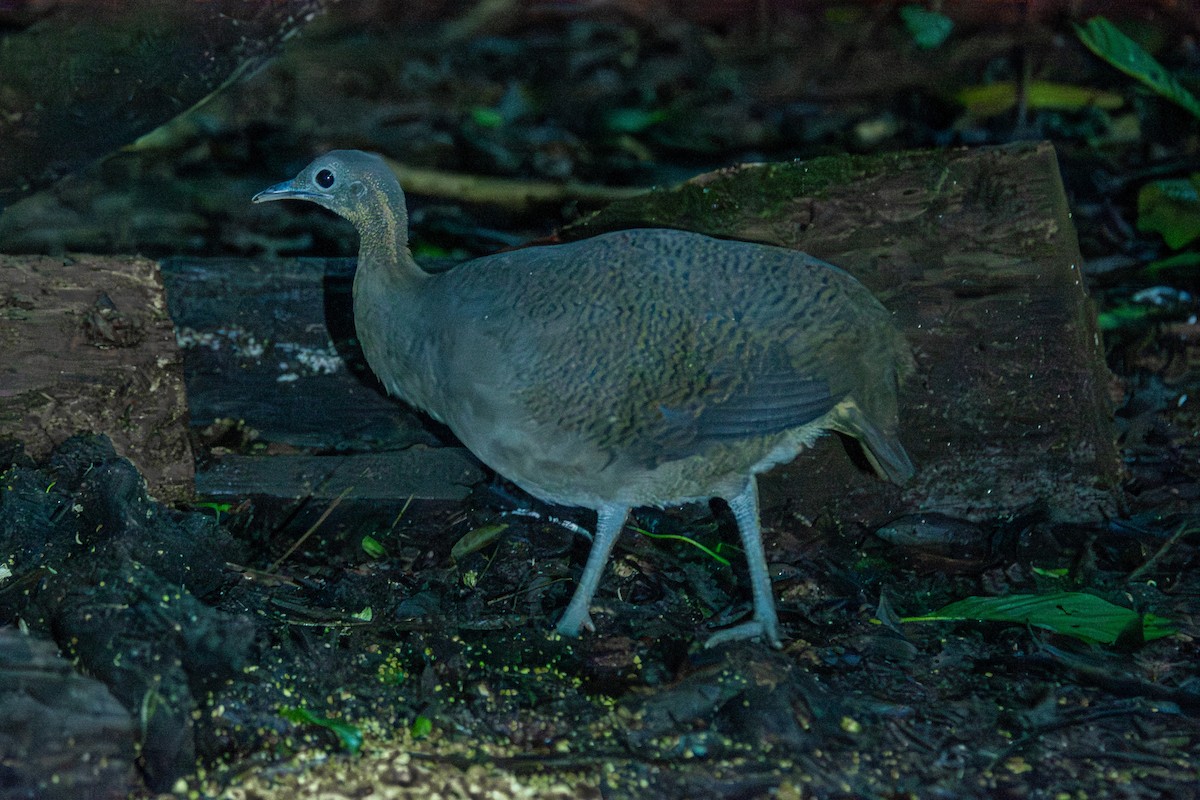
[252,179,321,203]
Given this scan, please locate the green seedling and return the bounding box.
[195,501,233,524]
[630,526,731,567]
[280,707,363,755]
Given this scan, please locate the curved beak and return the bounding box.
[252,180,322,204]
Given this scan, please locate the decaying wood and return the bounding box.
[161,257,485,500]
[159,141,1114,520]
[568,140,1118,522]
[0,254,193,501]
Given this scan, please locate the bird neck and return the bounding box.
[352,197,426,291]
[350,199,439,413]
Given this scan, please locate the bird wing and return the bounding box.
[434,230,876,470]
[645,343,838,462]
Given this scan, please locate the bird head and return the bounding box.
[252,150,403,230]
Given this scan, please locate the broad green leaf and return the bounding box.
[1137,176,1200,249]
[899,6,953,50]
[1076,17,1200,120]
[902,591,1176,645]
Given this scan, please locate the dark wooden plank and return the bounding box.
[197,450,484,500]
[0,254,193,501]
[160,257,445,451]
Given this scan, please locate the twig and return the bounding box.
[268,486,352,573]
[382,158,649,212]
[1127,520,1198,583]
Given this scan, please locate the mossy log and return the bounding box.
[566,140,1117,521]
[167,141,1115,522]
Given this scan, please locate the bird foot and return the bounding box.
[554,608,596,639]
[704,617,783,649]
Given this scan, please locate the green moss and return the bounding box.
[566,147,1002,240]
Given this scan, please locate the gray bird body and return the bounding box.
[255,150,914,647]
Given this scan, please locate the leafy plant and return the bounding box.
[194,501,232,523]
[280,707,363,755]
[1077,18,1200,265]
[902,591,1176,645]
[1075,17,1200,120]
[1137,176,1200,249]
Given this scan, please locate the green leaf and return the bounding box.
[1143,249,1200,277]
[1097,302,1163,331]
[280,707,363,755]
[1075,16,1200,120]
[899,6,954,50]
[410,715,433,739]
[1137,176,1200,249]
[956,81,1124,118]
[450,523,508,562]
[604,107,668,134]
[902,591,1176,645]
[361,534,387,559]
[194,501,232,523]
[470,106,505,128]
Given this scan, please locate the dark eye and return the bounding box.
[315,169,335,189]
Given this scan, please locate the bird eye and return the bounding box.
[315,169,335,189]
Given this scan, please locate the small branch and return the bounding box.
[268,486,352,573]
[1127,520,1198,583]
[382,158,649,212]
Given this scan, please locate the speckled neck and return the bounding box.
[348,175,439,415]
[351,176,426,293]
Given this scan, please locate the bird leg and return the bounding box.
[555,504,629,637]
[705,480,784,649]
